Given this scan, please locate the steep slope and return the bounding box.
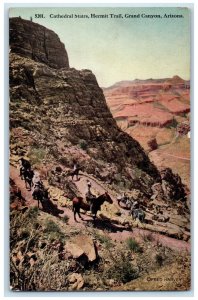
[9,17,161,195]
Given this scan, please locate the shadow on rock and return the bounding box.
[41,199,64,217]
[86,215,132,233]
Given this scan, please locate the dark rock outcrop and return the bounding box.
[177,121,190,136]
[160,168,186,201]
[9,17,69,69]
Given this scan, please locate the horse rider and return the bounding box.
[125,196,132,208]
[85,180,96,213]
[130,199,139,215]
[117,192,131,207]
[23,167,34,190]
[32,171,43,192]
[19,157,31,178]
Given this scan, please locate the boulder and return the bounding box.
[65,234,98,263]
[68,273,84,290]
[65,243,84,259]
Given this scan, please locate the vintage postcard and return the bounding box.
[9,7,191,291]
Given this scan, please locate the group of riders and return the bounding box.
[19,157,49,207]
[18,157,145,222]
[117,192,145,222]
[18,157,97,213]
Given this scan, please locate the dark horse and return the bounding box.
[32,185,63,216]
[72,192,113,222]
[32,184,49,209]
[70,167,81,181]
[24,169,34,190]
[19,158,31,179]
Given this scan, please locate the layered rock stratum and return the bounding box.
[10,17,69,69]
[104,78,190,187]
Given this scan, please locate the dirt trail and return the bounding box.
[9,165,190,253]
[10,165,91,227]
[163,153,190,161]
[74,174,108,197]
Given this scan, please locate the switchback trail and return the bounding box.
[9,165,190,253]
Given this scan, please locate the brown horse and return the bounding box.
[72,192,113,222]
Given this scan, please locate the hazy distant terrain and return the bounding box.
[104,77,190,187]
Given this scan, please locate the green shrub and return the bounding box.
[155,253,164,266]
[79,139,88,150]
[59,157,69,166]
[44,219,64,241]
[94,233,113,249]
[126,238,143,253]
[44,219,61,233]
[62,215,69,224]
[165,118,178,129]
[104,253,139,284]
[26,206,39,219]
[28,147,47,165]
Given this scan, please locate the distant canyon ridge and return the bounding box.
[103,77,190,187]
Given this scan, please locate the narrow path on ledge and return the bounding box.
[9,165,190,253]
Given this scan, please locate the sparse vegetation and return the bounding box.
[10,208,72,291]
[142,232,154,242]
[28,147,48,165]
[62,215,69,224]
[104,252,139,284]
[126,238,143,253]
[165,118,178,129]
[79,139,88,150]
[44,219,65,242]
[155,253,164,266]
[59,157,69,166]
[26,206,39,219]
[93,231,113,249]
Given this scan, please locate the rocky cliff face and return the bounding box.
[9,17,161,193]
[9,17,69,69]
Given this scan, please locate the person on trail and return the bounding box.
[72,159,80,181]
[85,180,96,214]
[117,191,130,207]
[130,199,139,216]
[19,157,31,178]
[86,180,92,198]
[23,168,34,190]
[32,171,43,193]
[125,196,132,209]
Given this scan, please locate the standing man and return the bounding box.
[72,159,80,181]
